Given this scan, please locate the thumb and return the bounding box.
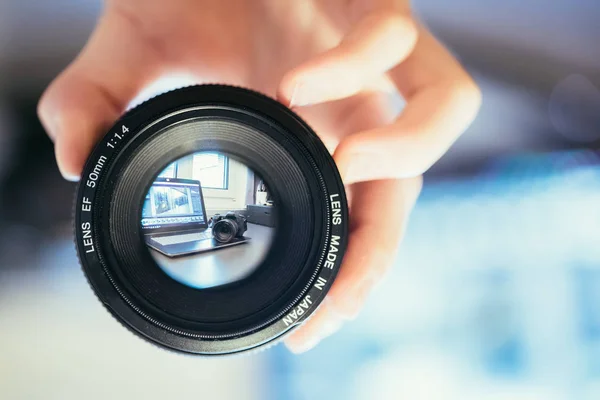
[38,6,163,180]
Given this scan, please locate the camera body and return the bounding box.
[211,212,248,243]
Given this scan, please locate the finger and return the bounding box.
[284,298,345,354]
[285,177,422,353]
[38,5,164,180]
[334,25,482,184]
[277,10,417,107]
[328,177,422,317]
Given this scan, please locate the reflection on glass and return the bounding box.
[141,152,276,289]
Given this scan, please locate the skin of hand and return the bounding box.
[38,0,481,353]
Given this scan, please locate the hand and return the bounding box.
[38,0,480,353]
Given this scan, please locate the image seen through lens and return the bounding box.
[141,151,276,289]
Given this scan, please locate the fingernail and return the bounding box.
[287,83,299,108]
[287,336,320,354]
[55,147,80,182]
[321,317,343,338]
[61,172,80,182]
[58,163,80,182]
[341,153,369,185]
[288,82,310,108]
[344,151,394,185]
[287,318,343,354]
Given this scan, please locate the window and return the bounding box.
[156,153,229,189]
[192,153,229,189]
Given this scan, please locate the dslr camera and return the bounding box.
[210,212,248,243]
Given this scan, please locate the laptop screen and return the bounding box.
[141,178,207,231]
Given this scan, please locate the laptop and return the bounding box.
[141,177,249,257]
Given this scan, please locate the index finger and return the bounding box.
[334,24,482,183]
[277,10,417,107]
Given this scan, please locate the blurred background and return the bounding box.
[1,1,599,399]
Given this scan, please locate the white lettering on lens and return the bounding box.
[82,197,92,212]
[108,126,128,149]
[81,222,95,253]
[86,155,107,188]
[323,235,340,269]
[330,193,342,225]
[282,295,313,326]
[315,277,327,290]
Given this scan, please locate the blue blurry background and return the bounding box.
[0,1,599,399]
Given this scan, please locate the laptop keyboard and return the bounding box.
[152,231,213,246]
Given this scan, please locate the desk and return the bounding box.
[150,223,275,289]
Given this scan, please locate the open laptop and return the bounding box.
[141,177,249,257]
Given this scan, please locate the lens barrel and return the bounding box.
[213,219,237,243]
[74,85,348,355]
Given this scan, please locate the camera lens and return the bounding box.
[212,219,236,243]
[74,85,348,355]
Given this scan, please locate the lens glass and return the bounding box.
[141,151,277,289]
[213,219,236,243]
